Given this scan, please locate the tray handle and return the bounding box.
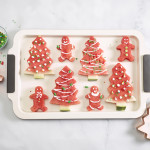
[7,54,15,93]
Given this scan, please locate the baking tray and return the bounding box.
[7,30,147,119]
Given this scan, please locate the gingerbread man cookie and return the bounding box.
[30,86,48,112]
[116,36,135,62]
[85,86,104,111]
[57,36,75,62]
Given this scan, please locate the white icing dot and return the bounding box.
[47,57,49,59]
[37,60,40,62]
[44,48,47,50]
[121,71,123,73]
[42,54,44,57]
[118,90,120,93]
[120,66,122,68]
[119,77,122,80]
[34,66,36,68]
[49,61,51,63]
[40,38,42,41]
[128,85,131,87]
[123,88,126,90]
[112,78,115,80]
[112,84,115,87]
[39,49,42,52]
[42,69,45,71]
[37,55,40,57]
[115,73,118,75]
[120,96,122,99]
[34,45,36,48]
[122,82,125,85]
[34,51,37,53]
[32,61,35,63]
[115,68,118,70]
[28,68,30,71]
[35,41,37,43]
[115,97,117,101]
[28,61,30,63]
[125,94,127,97]
[32,56,34,58]
[117,84,120,87]
[36,70,38,73]
[128,91,131,93]
[39,65,42,67]
[44,63,47,66]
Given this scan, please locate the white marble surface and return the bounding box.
[0,0,150,149]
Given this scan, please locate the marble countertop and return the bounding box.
[0,0,150,149]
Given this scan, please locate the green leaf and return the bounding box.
[68,70,71,73]
[62,87,65,90]
[54,93,56,96]
[70,83,73,86]
[100,95,103,99]
[68,100,71,103]
[84,86,89,88]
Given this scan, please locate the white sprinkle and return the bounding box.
[39,49,42,52]
[28,61,30,63]
[115,97,117,101]
[34,51,37,53]
[39,65,42,67]
[32,56,34,58]
[28,68,30,71]
[123,88,126,90]
[42,69,45,71]
[34,66,36,68]
[112,84,115,87]
[34,45,36,48]
[40,38,42,40]
[119,77,122,80]
[37,55,40,57]
[42,54,44,57]
[115,73,118,75]
[118,90,120,93]
[117,84,120,87]
[115,68,118,70]
[32,61,35,63]
[112,78,115,80]
[36,70,38,73]
[125,94,127,97]
[44,63,47,66]
[37,60,40,62]
[120,96,122,99]
[121,71,123,73]
[44,48,47,50]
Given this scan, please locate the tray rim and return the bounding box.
[8,29,147,119]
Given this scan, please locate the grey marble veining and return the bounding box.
[0,0,150,150]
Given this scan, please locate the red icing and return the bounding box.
[117,36,135,62]
[30,86,48,112]
[50,66,80,106]
[85,86,104,111]
[57,36,75,62]
[107,63,133,102]
[26,36,53,73]
[78,36,108,76]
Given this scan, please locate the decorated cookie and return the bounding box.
[78,36,108,81]
[85,86,104,111]
[116,36,135,62]
[137,107,150,140]
[57,36,75,62]
[30,86,48,112]
[106,63,136,110]
[50,66,80,111]
[26,36,53,79]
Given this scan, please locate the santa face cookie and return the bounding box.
[30,86,48,112]
[85,86,104,111]
[116,36,135,62]
[57,36,75,62]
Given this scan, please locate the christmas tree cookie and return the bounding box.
[137,107,150,140]
[50,66,80,111]
[78,36,108,81]
[25,36,54,78]
[85,86,104,111]
[30,86,48,112]
[57,36,75,62]
[116,36,135,62]
[106,63,136,111]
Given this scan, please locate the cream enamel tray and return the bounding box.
[7,30,148,119]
